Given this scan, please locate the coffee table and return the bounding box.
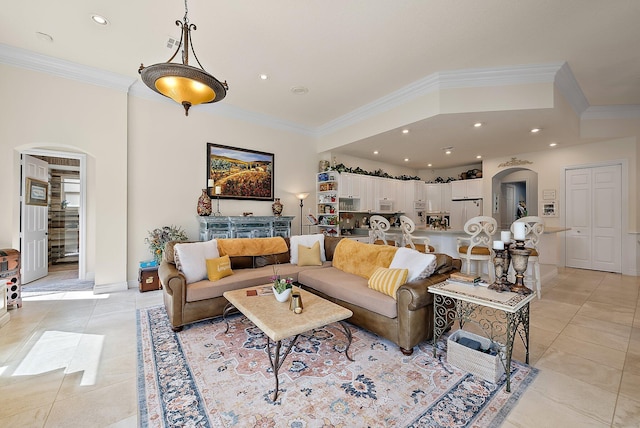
[222,286,354,401]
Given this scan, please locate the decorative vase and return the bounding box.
[272,286,291,302]
[319,160,330,172]
[197,189,212,216]
[272,198,283,216]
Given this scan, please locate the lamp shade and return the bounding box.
[296,193,310,201]
[140,64,227,113]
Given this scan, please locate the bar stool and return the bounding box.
[456,216,497,282]
[399,215,434,252]
[369,215,393,245]
[511,216,544,299]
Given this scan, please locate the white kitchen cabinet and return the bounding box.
[339,173,361,198]
[451,178,483,200]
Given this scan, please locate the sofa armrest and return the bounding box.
[158,261,185,297]
[398,272,450,311]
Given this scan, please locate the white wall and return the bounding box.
[127,96,318,283]
[0,64,128,289]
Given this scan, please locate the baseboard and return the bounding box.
[93,281,128,294]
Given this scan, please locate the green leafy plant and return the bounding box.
[145,225,189,263]
[271,264,293,293]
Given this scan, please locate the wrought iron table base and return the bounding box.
[432,295,530,392]
[223,302,353,401]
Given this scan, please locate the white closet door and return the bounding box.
[565,165,621,273]
[592,165,621,272]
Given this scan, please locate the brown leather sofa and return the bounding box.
[159,236,460,355]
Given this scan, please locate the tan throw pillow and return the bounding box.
[368,267,408,299]
[206,255,234,281]
[297,241,322,266]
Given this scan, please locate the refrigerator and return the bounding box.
[450,199,483,230]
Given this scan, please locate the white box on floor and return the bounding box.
[447,329,506,383]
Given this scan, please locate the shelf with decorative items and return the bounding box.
[317,172,340,236]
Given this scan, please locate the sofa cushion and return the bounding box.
[389,247,437,282]
[229,256,254,270]
[368,267,408,299]
[290,234,326,264]
[174,240,219,284]
[298,267,397,318]
[186,262,329,302]
[254,252,290,268]
[434,253,455,274]
[332,239,398,279]
[206,255,233,281]
[298,242,322,266]
[323,236,345,261]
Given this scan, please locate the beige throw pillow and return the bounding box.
[297,242,322,266]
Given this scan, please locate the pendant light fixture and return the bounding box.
[139,0,228,116]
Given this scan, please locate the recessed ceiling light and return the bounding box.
[530,128,541,133]
[373,150,379,155]
[259,74,268,80]
[445,150,452,155]
[91,14,109,25]
[404,158,409,162]
[549,142,557,147]
[35,32,53,43]
[476,155,482,159]
[427,163,432,167]
[474,122,483,128]
[290,86,309,95]
[402,129,409,134]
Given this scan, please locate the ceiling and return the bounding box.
[2,1,639,170]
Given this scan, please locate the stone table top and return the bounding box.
[223,286,353,342]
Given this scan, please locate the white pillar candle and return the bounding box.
[215,186,222,195]
[207,179,214,188]
[501,231,511,243]
[513,222,526,241]
[493,240,505,250]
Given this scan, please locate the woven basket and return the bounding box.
[447,330,506,383]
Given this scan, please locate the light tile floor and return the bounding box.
[0,267,638,427]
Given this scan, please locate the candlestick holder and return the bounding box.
[508,240,533,295]
[213,196,222,216]
[489,248,512,292]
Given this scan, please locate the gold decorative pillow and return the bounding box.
[206,255,234,281]
[367,267,408,299]
[297,242,322,266]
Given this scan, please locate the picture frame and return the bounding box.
[25,177,49,206]
[207,143,274,201]
[540,200,558,217]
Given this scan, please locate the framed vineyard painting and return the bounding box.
[206,143,274,201]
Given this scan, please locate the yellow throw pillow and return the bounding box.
[206,255,234,281]
[368,267,408,299]
[297,241,322,266]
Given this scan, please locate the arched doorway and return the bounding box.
[20,148,87,283]
[491,168,538,229]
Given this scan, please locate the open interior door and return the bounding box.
[21,154,49,283]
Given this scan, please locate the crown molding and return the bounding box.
[128,80,316,137]
[0,43,135,92]
[581,104,640,120]
[3,43,635,139]
[317,63,565,137]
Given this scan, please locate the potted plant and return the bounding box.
[271,265,293,302]
[145,225,189,264]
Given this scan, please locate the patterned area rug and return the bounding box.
[138,306,537,427]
